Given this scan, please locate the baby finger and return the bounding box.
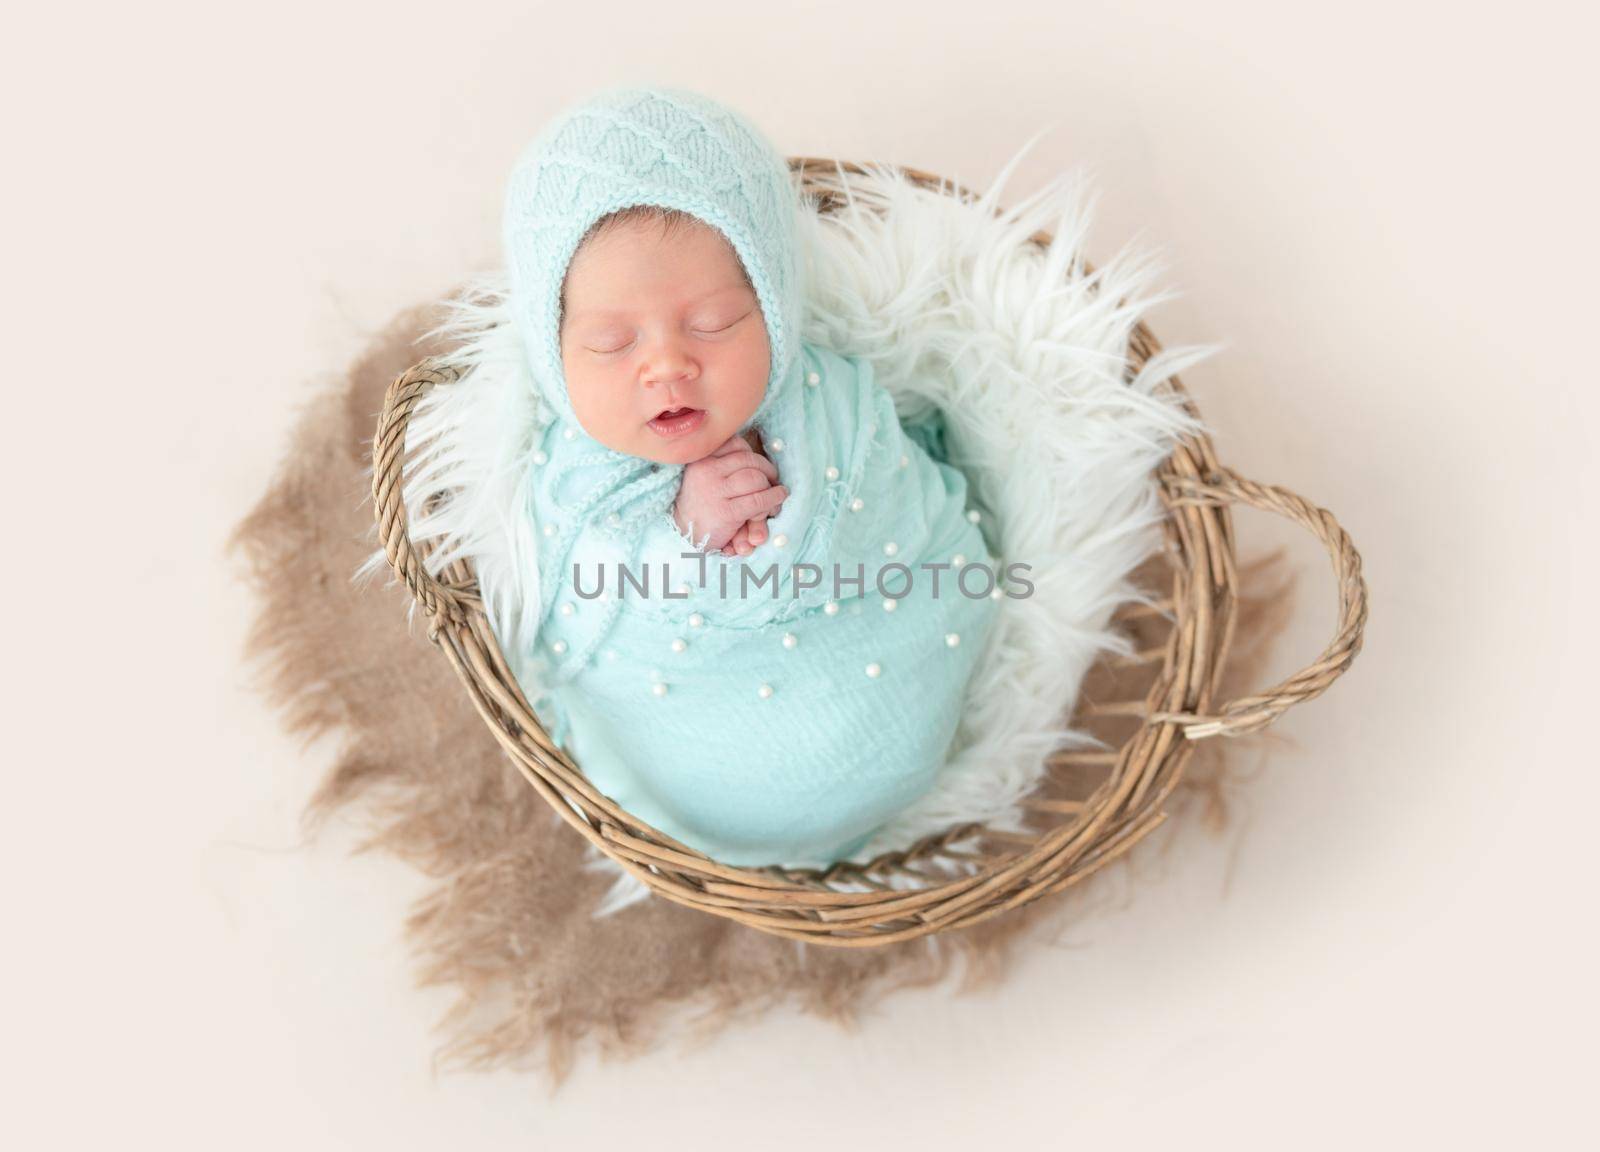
[730,484,787,521]
[722,465,774,498]
[716,449,778,486]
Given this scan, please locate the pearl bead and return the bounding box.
[967,509,981,523]
[945,632,961,647]
[563,427,576,440]
[651,682,668,697]
[823,601,839,616]
[603,648,618,661]
[670,638,687,653]
[825,465,839,481]
[883,541,899,557]
[991,587,1004,600]
[850,497,865,512]
[542,524,556,537]
[900,454,909,468]
[532,450,548,465]
[559,603,575,617]
[688,612,704,628]
[782,632,798,649]
[952,553,966,567]
[807,371,821,386]
[677,582,692,597]
[757,683,774,699]
[551,639,568,654]
[607,512,622,527]
[882,598,897,613]
[773,533,788,548]
[865,662,881,678]
[769,438,785,452]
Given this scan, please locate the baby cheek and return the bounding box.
[566,366,633,440]
[728,334,771,406]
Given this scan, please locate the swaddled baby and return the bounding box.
[507,87,1003,868]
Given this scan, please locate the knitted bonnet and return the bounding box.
[502,85,805,439]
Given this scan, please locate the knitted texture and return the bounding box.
[502,85,804,432]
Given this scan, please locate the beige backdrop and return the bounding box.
[6,0,1595,1147]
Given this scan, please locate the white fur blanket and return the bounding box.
[357,134,1216,917]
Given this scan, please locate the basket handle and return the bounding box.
[370,357,479,629]
[1150,466,1368,739]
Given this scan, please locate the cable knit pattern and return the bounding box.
[502,85,803,432]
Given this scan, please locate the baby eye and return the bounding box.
[585,334,635,355]
[693,310,751,335]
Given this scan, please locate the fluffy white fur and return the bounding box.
[355,132,1218,919]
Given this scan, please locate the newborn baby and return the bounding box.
[506,86,1003,868]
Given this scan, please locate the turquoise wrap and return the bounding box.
[527,343,1001,867]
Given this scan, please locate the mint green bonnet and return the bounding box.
[501,86,806,444]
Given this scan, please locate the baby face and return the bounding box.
[559,214,771,465]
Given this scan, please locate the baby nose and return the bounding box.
[643,358,694,384]
[643,364,696,390]
[641,341,698,388]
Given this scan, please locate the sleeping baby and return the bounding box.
[506,86,1003,869]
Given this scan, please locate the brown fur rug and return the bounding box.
[227,299,1299,1089]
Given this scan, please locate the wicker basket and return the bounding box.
[370,158,1369,948]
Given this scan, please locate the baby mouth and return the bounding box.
[647,406,707,438]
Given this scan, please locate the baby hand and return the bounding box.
[673,434,787,556]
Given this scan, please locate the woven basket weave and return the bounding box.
[370,158,1369,948]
